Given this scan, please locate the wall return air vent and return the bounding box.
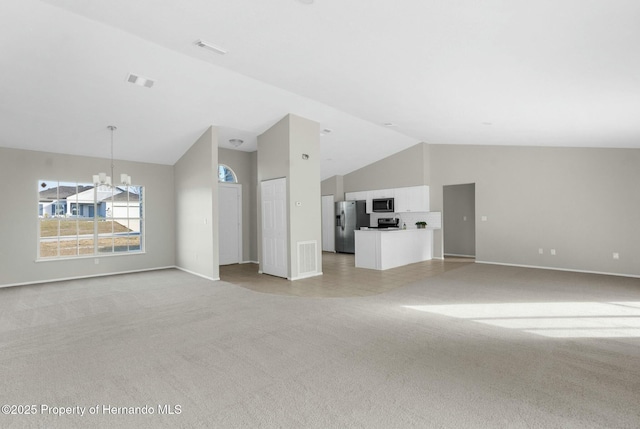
[297,240,318,277]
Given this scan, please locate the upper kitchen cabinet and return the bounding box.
[395,185,429,212]
[347,186,427,213]
[345,191,368,201]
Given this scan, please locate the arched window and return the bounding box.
[218,164,238,183]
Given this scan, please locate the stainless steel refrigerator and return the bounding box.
[335,200,369,253]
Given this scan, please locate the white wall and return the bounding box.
[0,147,175,287]
[174,127,219,280]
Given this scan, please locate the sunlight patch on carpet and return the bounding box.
[405,302,640,338]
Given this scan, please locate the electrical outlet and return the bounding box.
[481,216,488,222]
[94,258,99,265]
[463,216,467,221]
[613,252,620,260]
[538,248,543,255]
[550,249,556,256]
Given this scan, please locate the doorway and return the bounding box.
[443,183,476,258]
[219,183,242,265]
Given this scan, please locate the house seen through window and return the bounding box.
[38,180,144,259]
[218,164,237,183]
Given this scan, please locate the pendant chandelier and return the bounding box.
[93,125,131,187]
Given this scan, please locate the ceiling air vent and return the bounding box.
[126,73,155,88]
[195,39,227,55]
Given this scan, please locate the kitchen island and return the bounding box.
[354,228,433,270]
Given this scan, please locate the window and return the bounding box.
[38,180,144,259]
[218,164,237,183]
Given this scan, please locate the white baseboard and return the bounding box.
[175,266,219,281]
[475,260,640,279]
[444,253,476,258]
[290,271,323,281]
[240,260,258,264]
[0,266,177,289]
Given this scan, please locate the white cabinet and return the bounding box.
[345,191,367,201]
[348,186,428,213]
[393,187,410,212]
[370,188,395,199]
[355,229,433,270]
[395,185,429,212]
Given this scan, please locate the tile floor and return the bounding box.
[219,253,474,298]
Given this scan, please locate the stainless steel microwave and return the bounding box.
[372,198,394,212]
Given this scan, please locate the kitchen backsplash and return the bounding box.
[396,212,429,229]
[370,212,442,229]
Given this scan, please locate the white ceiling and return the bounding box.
[1,0,639,180]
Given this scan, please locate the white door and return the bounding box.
[261,178,288,278]
[219,184,242,265]
[321,195,335,252]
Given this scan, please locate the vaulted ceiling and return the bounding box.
[1,0,639,179]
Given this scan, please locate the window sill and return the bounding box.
[35,251,146,263]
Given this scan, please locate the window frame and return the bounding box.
[218,164,238,183]
[36,180,145,261]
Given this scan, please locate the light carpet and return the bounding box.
[0,264,639,428]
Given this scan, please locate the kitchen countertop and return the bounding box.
[358,227,437,231]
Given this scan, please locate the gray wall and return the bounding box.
[288,114,322,279]
[443,183,476,257]
[257,115,290,274]
[174,127,219,280]
[219,148,258,262]
[0,147,175,287]
[321,174,344,201]
[343,142,429,192]
[5,136,637,286]
[430,144,640,276]
[257,114,322,279]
